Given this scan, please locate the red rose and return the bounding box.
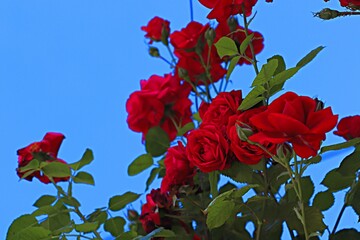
[202,90,243,129]
[198,0,258,22]
[334,115,360,140]
[126,74,193,141]
[126,90,164,135]
[17,132,70,184]
[141,17,170,44]
[186,124,230,172]
[339,0,360,8]
[215,20,264,65]
[227,106,275,164]
[170,22,209,52]
[161,142,196,193]
[249,92,338,158]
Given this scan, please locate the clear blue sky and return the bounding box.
[1,0,360,239]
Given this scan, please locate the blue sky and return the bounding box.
[1,0,360,239]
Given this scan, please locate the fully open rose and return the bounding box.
[186,124,230,172]
[249,91,338,158]
[17,132,69,184]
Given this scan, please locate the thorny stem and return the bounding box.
[331,203,347,235]
[247,141,310,239]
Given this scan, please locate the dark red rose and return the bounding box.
[17,132,70,184]
[198,0,258,22]
[139,201,161,233]
[141,16,170,44]
[186,124,230,172]
[215,20,264,65]
[249,92,338,158]
[139,189,173,233]
[202,90,243,128]
[161,142,196,193]
[227,106,275,164]
[126,90,164,136]
[339,0,360,8]
[334,115,360,140]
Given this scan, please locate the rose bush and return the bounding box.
[7,1,360,240]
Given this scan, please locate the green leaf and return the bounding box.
[320,138,360,153]
[73,171,95,185]
[337,146,360,176]
[87,208,108,224]
[145,167,161,191]
[177,122,195,136]
[127,153,153,176]
[251,59,278,87]
[346,181,360,215]
[145,126,170,157]
[60,196,81,208]
[7,214,39,240]
[287,206,326,235]
[321,168,355,192]
[41,162,71,178]
[300,176,315,203]
[215,37,239,58]
[153,229,176,237]
[18,159,40,172]
[115,231,137,240]
[230,184,258,199]
[330,228,360,240]
[267,55,286,75]
[8,226,51,240]
[39,203,72,233]
[226,56,240,81]
[304,155,322,165]
[33,195,57,208]
[209,171,219,198]
[74,222,99,233]
[193,112,201,122]
[69,148,94,171]
[296,46,324,68]
[221,161,254,184]
[269,67,299,90]
[108,192,140,211]
[312,191,334,211]
[206,200,235,229]
[104,217,126,237]
[239,33,254,54]
[238,86,266,111]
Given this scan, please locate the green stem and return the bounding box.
[331,203,347,235]
[51,180,102,239]
[241,8,259,75]
[166,45,177,65]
